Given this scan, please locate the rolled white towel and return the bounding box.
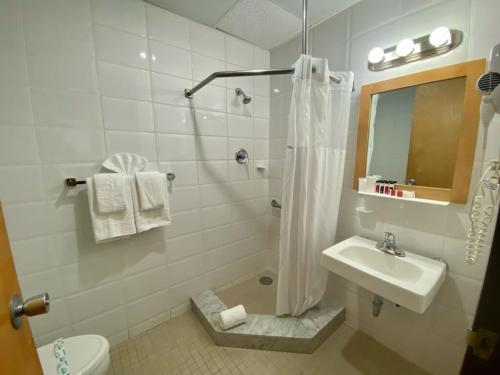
[219,305,247,330]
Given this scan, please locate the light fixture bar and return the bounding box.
[368,29,463,71]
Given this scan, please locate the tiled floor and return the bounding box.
[107,311,429,375]
[216,272,277,315]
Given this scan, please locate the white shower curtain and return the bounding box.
[276,55,354,317]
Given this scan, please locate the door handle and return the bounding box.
[10,293,50,329]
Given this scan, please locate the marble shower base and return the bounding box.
[191,287,345,353]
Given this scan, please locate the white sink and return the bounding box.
[321,236,446,313]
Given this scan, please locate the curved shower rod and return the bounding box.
[184,0,343,99]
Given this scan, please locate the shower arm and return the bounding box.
[184,0,342,99]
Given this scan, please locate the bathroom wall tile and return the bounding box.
[163,209,201,239]
[31,89,101,129]
[127,290,170,326]
[229,161,254,181]
[253,95,270,118]
[197,136,227,160]
[254,118,270,139]
[226,63,253,93]
[0,87,33,125]
[106,130,157,161]
[190,22,225,60]
[29,300,70,337]
[146,5,190,49]
[155,104,194,134]
[125,240,165,276]
[98,62,151,101]
[253,47,270,69]
[94,24,149,69]
[167,254,206,285]
[228,138,254,160]
[11,237,57,275]
[0,127,39,165]
[73,307,127,338]
[254,76,270,97]
[27,50,98,92]
[227,89,253,116]
[230,180,256,202]
[198,162,229,185]
[0,166,44,204]
[92,0,146,36]
[167,276,206,309]
[159,161,198,187]
[165,233,203,263]
[254,140,269,159]
[193,84,226,112]
[67,282,124,322]
[201,204,232,230]
[37,128,105,163]
[169,186,201,213]
[192,53,226,87]
[123,266,169,302]
[228,115,253,138]
[0,1,27,86]
[102,96,154,132]
[192,110,227,136]
[202,224,234,250]
[157,134,196,161]
[150,40,192,78]
[19,268,66,300]
[151,73,191,106]
[200,183,232,206]
[226,36,254,68]
[3,203,54,241]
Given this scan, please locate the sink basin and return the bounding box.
[321,236,446,313]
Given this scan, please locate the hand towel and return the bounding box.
[219,305,247,330]
[129,175,171,233]
[93,173,127,214]
[87,177,136,243]
[135,172,166,211]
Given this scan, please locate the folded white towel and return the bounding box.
[135,172,166,211]
[87,177,136,243]
[93,173,127,214]
[129,175,171,233]
[219,305,247,330]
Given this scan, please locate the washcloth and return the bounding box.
[103,153,147,175]
[93,173,127,214]
[129,175,171,232]
[219,305,247,330]
[87,176,136,243]
[135,172,166,211]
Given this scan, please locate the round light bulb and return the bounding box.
[396,38,415,57]
[368,47,385,64]
[429,26,451,47]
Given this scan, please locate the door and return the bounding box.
[0,202,44,374]
[406,77,466,188]
[461,209,500,374]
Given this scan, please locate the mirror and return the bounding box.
[367,77,466,189]
[354,59,486,203]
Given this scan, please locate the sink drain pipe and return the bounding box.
[372,295,384,317]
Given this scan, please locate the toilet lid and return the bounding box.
[37,335,109,374]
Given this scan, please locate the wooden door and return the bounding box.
[0,202,43,374]
[406,77,466,188]
[461,209,500,374]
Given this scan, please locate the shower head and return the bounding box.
[235,88,252,104]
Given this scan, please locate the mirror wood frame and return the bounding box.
[353,59,486,203]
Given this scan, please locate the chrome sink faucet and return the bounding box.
[376,232,406,257]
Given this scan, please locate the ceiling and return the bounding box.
[145,0,361,50]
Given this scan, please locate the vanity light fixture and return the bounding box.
[367,28,463,71]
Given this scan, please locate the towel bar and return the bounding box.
[271,199,282,209]
[65,173,176,188]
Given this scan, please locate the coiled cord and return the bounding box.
[465,162,500,264]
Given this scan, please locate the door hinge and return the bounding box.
[467,328,498,360]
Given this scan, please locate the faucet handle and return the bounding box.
[384,232,395,243]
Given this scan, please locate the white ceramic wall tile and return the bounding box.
[157,134,196,161]
[102,96,154,131]
[190,22,225,60]
[151,73,191,106]
[169,186,201,213]
[227,89,253,116]
[192,110,227,136]
[192,53,226,86]
[167,254,206,285]
[91,0,146,36]
[0,127,39,165]
[196,136,227,160]
[73,307,127,338]
[163,209,201,239]
[29,300,70,336]
[146,5,190,49]
[150,40,192,78]
[123,266,169,302]
[198,162,229,184]
[106,131,157,161]
[32,89,101,129]
[37,128,106,163]
[200,182,232,206]
[165,233,203,262]
[155,104,194,134]
[193,84,227,112]
[159,161,198,187]
[226,36,254,67]
[0,87,33,125]
[94,24,149,69]
[126,289,169,326]
[254,118,270,139]
[0,166,44,204]
[98,62,151,101]
[228,114,253,138]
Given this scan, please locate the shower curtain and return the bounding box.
[276,55,354,316]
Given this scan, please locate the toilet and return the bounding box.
[37,335,110,375]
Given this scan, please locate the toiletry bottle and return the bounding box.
[375,180,381,193]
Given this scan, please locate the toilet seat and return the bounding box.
[37,335,110,375]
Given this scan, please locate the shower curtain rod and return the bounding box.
[184,0,344,98]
